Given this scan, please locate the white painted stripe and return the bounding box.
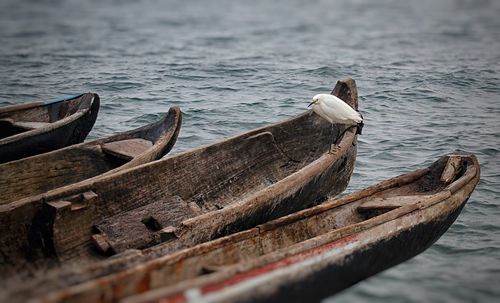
[184,287,204,303]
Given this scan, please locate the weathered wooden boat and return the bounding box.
[0,93,100,163]
[5,153,477,303]
[0,106,182,205]
[0,78,359,278]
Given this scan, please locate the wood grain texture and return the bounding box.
[0,107,181,205]
[0,93,99,164]
[0,79,358,281]
[102,138,153,160]
[1,153,479,303]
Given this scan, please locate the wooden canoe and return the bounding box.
[0,93,100,164]
[0,106,182,205]
[0,78,359,278]
[7,153,478,303]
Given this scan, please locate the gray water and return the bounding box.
[1,0,499,302]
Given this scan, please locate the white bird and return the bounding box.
[308,93,363,152]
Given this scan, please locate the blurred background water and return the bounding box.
[1,0,499,302]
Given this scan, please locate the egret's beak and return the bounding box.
[307,100,316,108]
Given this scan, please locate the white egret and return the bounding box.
[308,94,363,153]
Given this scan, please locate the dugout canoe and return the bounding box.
[0,78,359,277]
[9,153,478,303]
[0,106,182,205]
[0,93,99,163]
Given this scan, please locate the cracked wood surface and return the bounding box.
[0,79,359,284]
[0,107,181,205]
[1,153,479,303]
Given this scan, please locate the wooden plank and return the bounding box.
[357,195,433,212]
[102,138,153,160]
[12,121,51,129]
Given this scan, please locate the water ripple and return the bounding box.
[1,0,499,302]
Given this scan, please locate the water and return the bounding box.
[1,0,499,301]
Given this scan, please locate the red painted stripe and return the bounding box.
[200,234,357,295]
[157,233,358,303]
[157,292,186,303]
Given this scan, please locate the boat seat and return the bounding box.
[3,120,51,130]
[102,138,153,161]
[357,195,433,217]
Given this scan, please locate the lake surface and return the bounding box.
[1,0,499,302]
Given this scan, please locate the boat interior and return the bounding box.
[19,154,474,302]
[86,111,340,256]
[0,94,93,140]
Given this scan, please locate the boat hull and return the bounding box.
[0,152,479,303]
[0,107,181,275]
[0,94,99,163]
[140,158,478,303]
[0,79,359,282]
[211,199,468,303]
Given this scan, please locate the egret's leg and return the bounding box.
[334,128,344,145]
[330,125,357,153]
[335,125,358,145]
[331,124,334,145]
[329,124,340,154]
